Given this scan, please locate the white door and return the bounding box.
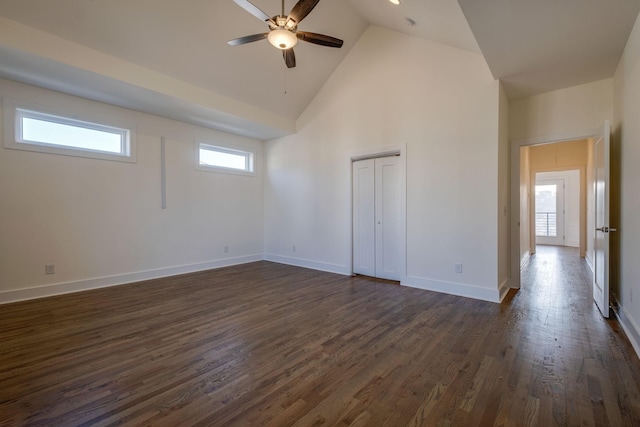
[594,121,613,318]
[352,159,375,276]
[535,178,565,246]
[374,156,400,280]
[352,156,400,280]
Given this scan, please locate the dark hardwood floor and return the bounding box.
[1,247,639,426]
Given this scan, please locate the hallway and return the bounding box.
[523,245,594,317]
[513,245,640,425]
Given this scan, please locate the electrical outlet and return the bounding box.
[224,246,229,253]
[292,245,296,252]
[454,263,463,274]
[45,264,55,275]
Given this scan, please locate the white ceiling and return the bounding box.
[348,0,480,53]
[0,0,637,139]
[459,0,640,99]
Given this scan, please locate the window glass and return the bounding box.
[21,115,125,154]
[5,104,135,162]
[200,147,247,170]
[197,143,254,175]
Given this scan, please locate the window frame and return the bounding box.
[3,99,136,163]
[195,141,255,176]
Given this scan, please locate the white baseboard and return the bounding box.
[585,254,594,273]
[612,298,640,360]
[402,275,501,303]
[498,278,511,302]
[520,251,531,270]
[1,254,511,306]
[263,253,350,276]
[0,254,263,305]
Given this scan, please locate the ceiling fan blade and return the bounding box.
[233,0,274,24]
[283,48,296,68]
[297,31,343,48]
[227,33,268,46]
[287,0,320,25]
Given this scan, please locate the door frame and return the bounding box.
[348,143,407,282]
[509,128,599,289]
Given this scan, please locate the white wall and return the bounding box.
[0,78,264,303]
[613,11,640,356]
[498,83,510,297]
[264,26,504,302]
[510,79,613,141]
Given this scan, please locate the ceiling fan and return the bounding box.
[228,0,344,68]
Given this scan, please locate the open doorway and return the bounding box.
[534,170,580,249]
[512,136,597,286]
[510,123,613,320]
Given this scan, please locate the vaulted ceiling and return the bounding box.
[459,0,640,100]
[0,0,638,140]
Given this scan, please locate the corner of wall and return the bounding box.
[402,276,503,303]
[498,80,511,291]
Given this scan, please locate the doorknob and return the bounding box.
[596,227,606,232]
[596,226,618,233]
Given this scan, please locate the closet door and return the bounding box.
[352,156,400,280]
[375,156,400,280]
[352,159,375,276]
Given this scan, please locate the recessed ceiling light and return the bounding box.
[389,0,401,5]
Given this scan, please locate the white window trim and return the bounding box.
[195,140,256,176]
[3,98,136,163]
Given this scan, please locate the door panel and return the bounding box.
[375,156,400,280]
[593,121,611,318]
[352,159,375,276]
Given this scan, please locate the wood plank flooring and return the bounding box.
[1,246,640,426]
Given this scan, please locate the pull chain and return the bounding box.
[282,0,288,95]
[283,66,287,95]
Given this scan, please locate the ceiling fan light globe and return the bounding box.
[268,29,298,50]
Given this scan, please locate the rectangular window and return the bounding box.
[196,142,254,175]
[4,101,135,162]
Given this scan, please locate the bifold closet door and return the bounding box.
[352,159,375,276]
[374,156,400,280]
[352,156,400,280]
